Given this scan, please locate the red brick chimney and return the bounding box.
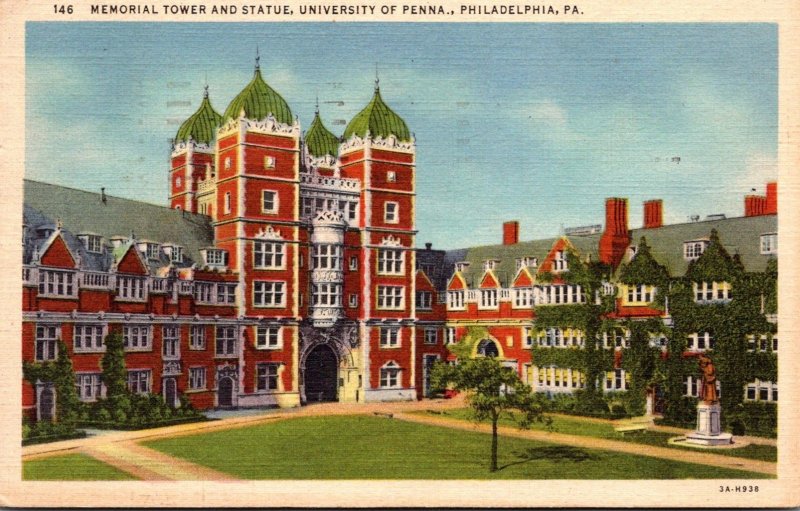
[765,182,777,215]
[503,221,519,245]
[643,199,663,229]
[599,198,630,267]
[744,195,767,217]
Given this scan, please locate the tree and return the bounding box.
[431,357,547,472]
[100,331,129,403]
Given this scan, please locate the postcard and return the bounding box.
[1,0,798,507]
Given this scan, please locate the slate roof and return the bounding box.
[23,180,214,272]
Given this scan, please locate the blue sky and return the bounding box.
[26,23,777,249]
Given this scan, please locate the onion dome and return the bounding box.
[175,87,222,145]
[343,82,411,142]
[305,109,340,158]
[223,59,293,124]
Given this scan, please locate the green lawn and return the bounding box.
[143,415,770,479]
[23,453,137,481]
[417,409,777,462]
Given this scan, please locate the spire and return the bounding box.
[203,84,209,99]
[315,95,319,115]
[374,63,380,92]
[255,45,260,71]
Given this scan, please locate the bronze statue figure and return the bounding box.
[697,354,718,404]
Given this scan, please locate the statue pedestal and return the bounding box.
[685,402,733,446]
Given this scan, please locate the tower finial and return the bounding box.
[374,63,380,92]
[315,95,319,115]
[255,45,260,71]
[203,84,209,99]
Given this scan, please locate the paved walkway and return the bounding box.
[22,398,776,479]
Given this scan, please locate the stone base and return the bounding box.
[684,431,734,446]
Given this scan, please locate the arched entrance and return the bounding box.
[163,378,177,408]
[477,339,500,357]
[218,376,235,408]
[304,344,338,402]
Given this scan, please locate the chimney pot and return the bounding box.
[643,199,663,229]
[503,221,520,245]
[765,182,777,215]
[425,242,432,250]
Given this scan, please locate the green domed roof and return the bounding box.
[175,89,222,145]
[223,67,293,124]
[343,86,411,142]
[305,111,340,158]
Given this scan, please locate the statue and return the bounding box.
[697,354,718,404]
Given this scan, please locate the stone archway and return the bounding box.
[477,338,500,358]
[304,344,339,403]
[218,376,235,407]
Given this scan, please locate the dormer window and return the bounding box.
[145,243,160,260]
[516,257,537,271]
[455,261,470,273]
[760,233,777,255]
[483,259,499,272]
[552,251,568,272]
[162,244,183,263]
[683,240,709,260]
[202,248,227,268]
[78,234,103,254]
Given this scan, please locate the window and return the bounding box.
[602,329,629,349]
[215,326,237,356]
[349,293,358,308]
[683,240,708,260]
[349,255,358,270]
[38,270,76,297]
[693,281,731,303]
[552,250,568,272]
[479,289,498,309]
[170,246,183,263]
[745,380,777,402]
[194,282,214,303]
[224,192,231,214]
[523,327,534,348]
[626,285,654,304]
[254,241,285,269]
[377,285,404,310]
[313,244,342,270]
[262,190,278,214]
[162,325,180,359]
[416,291,433,310]
[256,326,282,349]
[687,332,714,352]
[123,324,152,350]
[127,370,151,394]
[190,325,206,350]
[145,243,160,260]
[75,373,104,402]
[446,327,456,344]
[535,285,585,305]
[80,235,103,253]
[760,233,777,255]
[302,197,314,217]
[387,171,396,182]
[513,288,532,308]
[747,334,775,353]
[378,249,404,275]
[447,290,465,310]
[176,177,182,188]
[535,367,585,391]
[205,249,226,266]
[384,201,399,223]
[380,327,400,348]
[424,328,437,345]
[347,202,357,221]
[216,283,236,304]
[224,156,231,169]
[605,369,628,391]
[256,363,280,391]
[312,283,342,307]
[35,325,59,361]
[380,362,401,388]
[189,367,206,390]
[254,281,286,307]
[264,156,275,169]
[74,324,104,352]
[116,276,146,301]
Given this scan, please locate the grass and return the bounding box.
[417,409,777,462]
[23,453,137,481]
[143,414,770,479]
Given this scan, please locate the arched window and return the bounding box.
[477,339,499,358]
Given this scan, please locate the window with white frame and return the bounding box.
[387,170,396,182]
[446,327,456,345]
[123,324,152,351]
[127,370,151,394]
[190,325,206,350]
[215,326,237,356]
[254,241,285,269]
[747,334,776,352]
[262,190,278,214]
[348,202,358,221]
[535,285,584,305]
[384,201,399,223]
[564,328,585,347]
[479,288,498,309]
[189,367,206,390]
[256,326,282,349]
[312,244,342,270]
[74,324,104,352]
[194,282,214,303]
[224,192,231,214]
[693,281,731,303]
[116,275,146,301]
[424,328,437,345]
[523,326,534,348]
[38,269,76,298]
[254,281,286,307]
[349,255,358,270]
[349,293,358,308]
[224,156,231,169]
[81,234,103,253]
[312,283,342,307]
[760,233,777,255]
[683,240,708,260]
[204,249,227,266]
[552,250,568,272]
[256,363,280,391]
[216,283,236,304]
[380,327,401,348]
[626,284,655,304]
[75,373,104,402]
[380,361,401,388]
[301,197,314,217]
[416,291,433,310]
[378,248,404,274]
[447,290,465,310]
[605,369,628,391]
[536,367,585,391]
[170,245,183,263]
[685,376,721,399]
[264,156,275,169]
[602,329,630,349]
[162,325,180,359]
[145,243,160,260]
[745,380,777,402]
[513,287,532,308]
[687,332,715,352]
[377,285,404,309]
[35,325,59,361]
